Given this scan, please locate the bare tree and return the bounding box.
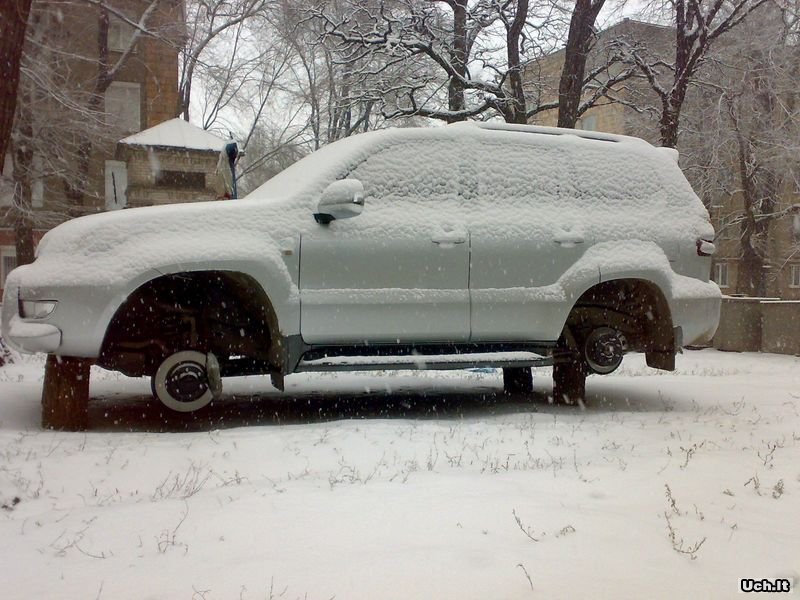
[312,0,641,127]
[7,0,163,267]
[557,0,606,127]
[724,7,799,295]
[0,0,33,173]
[624,0,771,148]
[179,0,273,121]
[312,0,572,123]
[681,1,800,295]
[67,0,161,209]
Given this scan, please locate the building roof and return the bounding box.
[119,118,229,152]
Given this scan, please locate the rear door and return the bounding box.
[464,137,593,342]
[299,140,470,344]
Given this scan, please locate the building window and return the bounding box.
[718,213,738,240]
[105,82,141,132]
[1,247,17,289]
[579,114,598,131]
[793,214,800,244]
[105,160,128,210]
[791,264,800,288]
[108,17,136,53]
[714,262,729,288]
[1,153,44,208]
[155,170,206,190]
[31,154,44,208]
[1,153,13,207]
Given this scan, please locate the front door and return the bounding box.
[299,140,470,345]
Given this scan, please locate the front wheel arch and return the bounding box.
[98,270,282,377]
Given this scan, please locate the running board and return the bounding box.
[296,351,552,373]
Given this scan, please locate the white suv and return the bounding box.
[2,123,721,411]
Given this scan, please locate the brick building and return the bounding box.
[116,117,228,208]
[1,0,184,296]
[527,19,800,300]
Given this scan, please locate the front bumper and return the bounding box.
[2,278,60,353]
[5,314,61,353]
[2,270,109,358]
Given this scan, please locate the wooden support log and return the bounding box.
[41,355,91,431]
[502,366,533,396]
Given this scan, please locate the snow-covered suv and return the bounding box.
[2,123,720,411]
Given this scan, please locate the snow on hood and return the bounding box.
[16,131,387,290]
[22,197,301,288]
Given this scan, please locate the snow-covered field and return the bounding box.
[1,349,798,599]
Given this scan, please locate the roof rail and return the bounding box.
[449,121,652,146]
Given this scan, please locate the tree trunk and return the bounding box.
[13,206,35,267]
[659,105,680,149]
[734,129,761,295]
[505,0,529,124]
[12,85,35,266]
[446,0,468,122]
[731,93,777,297]
[736,184,776,297]
[736,240,764,296]
[0,0,33,173]
[557,0,604,129]
[42,355,91,431]
[659,81,688,149]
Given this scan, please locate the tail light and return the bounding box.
[696,238,716,257]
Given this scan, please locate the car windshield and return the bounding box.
[244,131,381,204]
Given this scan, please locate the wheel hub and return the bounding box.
[152,350,215,412]
[584,327,626,374]
[165,362,209,403]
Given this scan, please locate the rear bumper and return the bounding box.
[670,278,721,346]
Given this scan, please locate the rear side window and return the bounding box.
[459,138,675,210]
[454,134,710,245]
[567,144,672,208]
[458,140,571,206]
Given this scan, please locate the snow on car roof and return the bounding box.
[246,121,661,202]
[450,120,652,146]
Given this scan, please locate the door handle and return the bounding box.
[432,234,466,245]
[553,234,585,247]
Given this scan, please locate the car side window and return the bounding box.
[567,143,668,208]
[457,140,573,208]
[347,141,461,210]
[458,138,674,211]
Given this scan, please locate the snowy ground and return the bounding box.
[0,349,799,600]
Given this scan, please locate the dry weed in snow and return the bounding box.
[0,350,798,599]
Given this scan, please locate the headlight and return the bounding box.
[20,300,58,319]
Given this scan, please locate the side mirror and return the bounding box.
[314,179,365,224]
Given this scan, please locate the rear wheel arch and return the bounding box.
[564,277,675,371]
